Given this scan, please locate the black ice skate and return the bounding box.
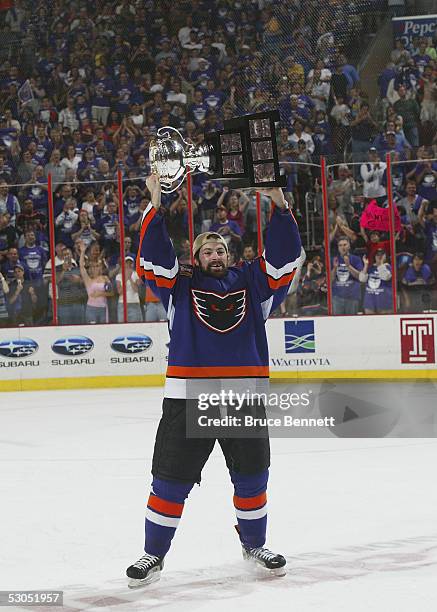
[242,545,287,576]
[235,525,286,576]
[126,553,164,588]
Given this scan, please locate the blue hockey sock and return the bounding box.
[230,469,269,549]
[144,477,194,558]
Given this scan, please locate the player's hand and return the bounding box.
[146,174,161,209]
[256,187,287,209]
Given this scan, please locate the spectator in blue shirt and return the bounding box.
[91,66,114,126]
[338,54,360,89]
[55,199,78,249]
[77,148,98,183]
[210,204,242,254]
[0,181,20,226]
[1,246,21,284]
[331,235,364,315]
[412,156,437,202]
[374,120,411,152]
[401,252,434,313]
[6,263,36,326]
[98,200,120,257]
[22,166,48,213]
[374,130,407,157]
[115,73,136,114]
[75,94,92,130]
[359,250,393,314]
[204,80,225,111]
[33,125,53,164]
[188,90,208,126]
[18,229,47,282]
[378,63,397,99]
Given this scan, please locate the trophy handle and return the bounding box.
[152,126,194,193]
[156,125,191,148]
[160,174,187,194]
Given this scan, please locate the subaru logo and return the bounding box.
[0,338,39,359]
[52,336,94,356]
[111,334,152,354]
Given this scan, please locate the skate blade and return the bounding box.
[244,557,287,577]
[253,563,286,578]
[127,568,162,589]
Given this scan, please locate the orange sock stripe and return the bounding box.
[233,492,267,510]
[147,494,184,517]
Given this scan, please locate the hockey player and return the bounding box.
[127,174,304,587]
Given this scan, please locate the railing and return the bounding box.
[1,154,436,327]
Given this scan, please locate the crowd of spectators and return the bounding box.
[0,0,435,326]
[320,28,437,317]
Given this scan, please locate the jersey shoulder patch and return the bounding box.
[179,264,193,277]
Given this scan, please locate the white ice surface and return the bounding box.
[1,387,437,612]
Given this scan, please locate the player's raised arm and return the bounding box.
[247,187,305,313]
[136,175,179,311]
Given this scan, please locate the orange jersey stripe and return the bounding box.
[144,270,177,288]
[259,258,296,290]
[266,269,296,290]
[147,495,184,517]
[234,492,267,510]
[166,365,269,378]
[136,207,156,278]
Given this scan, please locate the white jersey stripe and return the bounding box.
[139,257,179,279]
[164,377,187,399]
[260,295,274,321]
[287,247,306,294]
[262,254,301,279]
[167,293,175,330]
[141,202,154,220]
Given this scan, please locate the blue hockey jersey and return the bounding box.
[137,201,303,398]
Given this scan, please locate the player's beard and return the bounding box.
[202,261,228,278]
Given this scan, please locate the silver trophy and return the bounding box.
[149,112,286,192]
[149,126,215,193]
